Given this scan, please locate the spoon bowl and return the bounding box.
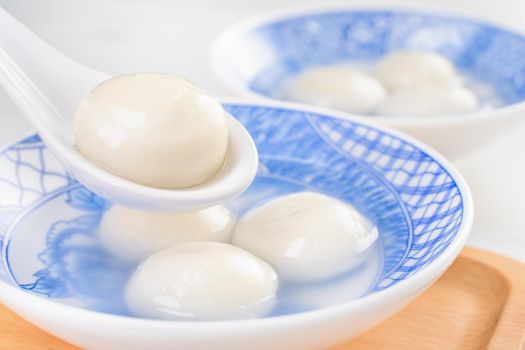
[0,7,257,211]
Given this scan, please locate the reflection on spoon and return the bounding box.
[0,6,257,211]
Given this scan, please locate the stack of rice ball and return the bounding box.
[100,192,378,321]
[287,51,479,116]
[77,73,379,321]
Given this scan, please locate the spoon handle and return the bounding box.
[0,46,65,135]
[0,6,108,122]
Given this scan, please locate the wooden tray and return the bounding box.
[337,248,525,350]
[0,248,524,350]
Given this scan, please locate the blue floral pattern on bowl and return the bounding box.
[0,103,465,315]
[221,10,525,105]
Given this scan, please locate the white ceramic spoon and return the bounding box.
[0,7,258,211]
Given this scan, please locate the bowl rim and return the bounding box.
[0,98,473,330]
[210,3,525,127]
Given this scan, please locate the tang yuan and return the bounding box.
[99,204,236,262]
[125,242,278,320]
[287,66,386,113]
[75,73,228,189]
[374,51,459,91]
[232,192,378,283]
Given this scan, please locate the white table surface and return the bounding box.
[0,0,524,262]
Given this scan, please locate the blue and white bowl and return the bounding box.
[211,7,525,157]
[0,101,472,350]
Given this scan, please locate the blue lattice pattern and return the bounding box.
[307,116,462,290]
[0,135,74,281]
[0,135,73,230]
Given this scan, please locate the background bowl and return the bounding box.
[211,7,525,158]
[0,101,472,350]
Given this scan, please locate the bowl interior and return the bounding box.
[215,9,525,107]
[0,103,464,318]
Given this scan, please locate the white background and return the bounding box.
[0,0,524,261]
